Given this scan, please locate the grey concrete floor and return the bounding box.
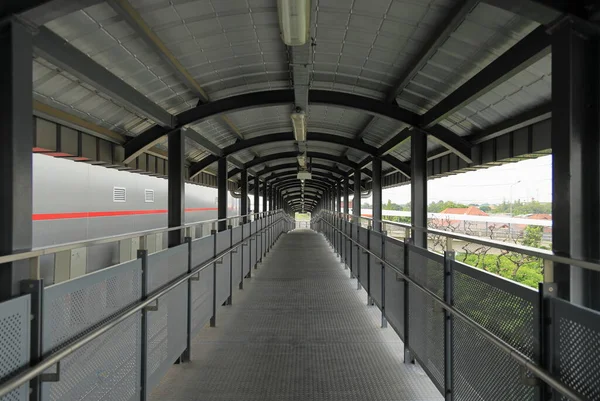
[150,229,442,401]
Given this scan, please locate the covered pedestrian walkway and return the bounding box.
[150,229,441,401]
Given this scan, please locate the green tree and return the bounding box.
[428,200,468,213]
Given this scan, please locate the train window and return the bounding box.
[113,187,126,203]
[145,189,155,203]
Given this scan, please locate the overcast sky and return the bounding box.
[364,155,553,206]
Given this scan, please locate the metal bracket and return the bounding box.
[520,366,539,387]
[145,299,159,312]
[40,361,61,383]
[243,242,249,246]
[396,273,404,282]
[231,249,238,254]
[190,272,200,281]
[216,258,224,264]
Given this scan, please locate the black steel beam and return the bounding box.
[387,0,479,102]
[240,169,248,223]
[33,27,175,128]
[168,129,184,247]
[258,172,341,188]
[421,26,551,128]
[377,128,412,156]
[0,20,33,300]
[127,89,470,166]
[188,131,410,178]
[427,101,552,161]
[217,157,227,232]
[183,128,222,156]
[552,22,600,309]
[4,0,100,24]
[482,0,592,26]
[231,162,360,181]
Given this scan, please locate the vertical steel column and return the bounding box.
[552,22,600,308]
[168,129,185,247]
[372,157,383,233]
[344,177,350,215]
[240,169,248,224]
[262,180,267,213]
[344,177,350,266]
[353,168,361,222]
[411,130,427,248]
[0,20,33,300]
[254,175,260,218]
[217,157,228,232]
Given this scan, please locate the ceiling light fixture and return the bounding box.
[291,110,307,142]
[277,0,311,46]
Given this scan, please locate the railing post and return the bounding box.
[381,231,387,328]
[240,223,245,288]
[177,237,193,363]
[367,225,373,306]
[20,276,43,401]
[444,250,455,401]
[356,223,361,290]
[538,280,557,400]
[349,219,354,277]
[403,237,415,364]
[227,225,233,305]
[137,248,149,400]
[210,229,217,327]
[344,218,348,269]
[249,220,254,274]
[255,218,258,269]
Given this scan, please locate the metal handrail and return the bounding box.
[322,211,600,274]
[0,210,284,265]
[0,215,290,398]
[315,216,586,401]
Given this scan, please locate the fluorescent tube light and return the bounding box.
[277,0,310,46]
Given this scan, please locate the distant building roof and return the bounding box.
[440,206,489,216]
[527,213,552,220]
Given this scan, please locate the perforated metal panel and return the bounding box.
[251,222,258,267]
[243,223,252,275]
[452,260,537,401]
[190,235,215,336]
[191,234,214,270]
[43,260,142,401]
[384,237,405,340]
[369,231,383,306]
[352,226,360,276]
[216,231,231,306]
[407,247,445,392]
[358,227,369,289]
[232,226,243,289]
[552,297,600,401]
[0,295,30,401]
[146,244,188,393]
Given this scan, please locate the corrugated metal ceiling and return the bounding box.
[33,0,550,181]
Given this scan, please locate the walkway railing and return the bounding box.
[314,211,600,401]
[0,211,294,400]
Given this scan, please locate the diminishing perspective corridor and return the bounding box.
[150,229,441,401]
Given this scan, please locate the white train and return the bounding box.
[33,154,240,284]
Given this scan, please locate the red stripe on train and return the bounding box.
[33,207,219,221]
